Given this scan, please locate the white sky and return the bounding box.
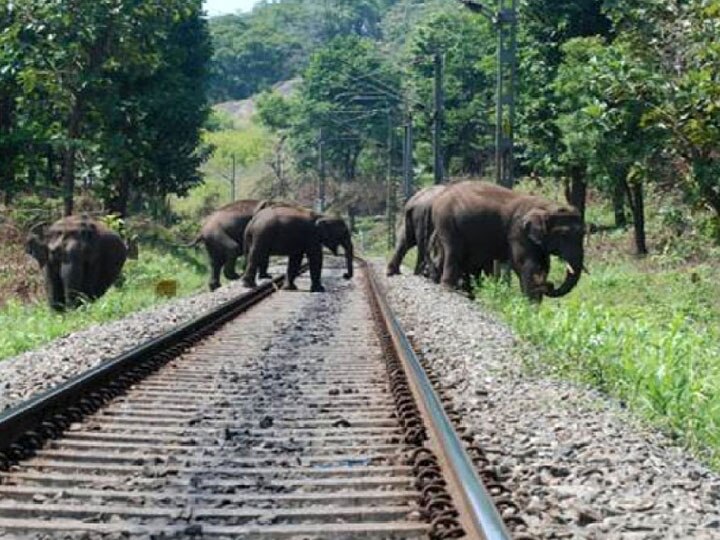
[204,0,259,16]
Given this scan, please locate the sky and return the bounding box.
[203,0,259,16]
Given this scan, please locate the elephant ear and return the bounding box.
[26,233,49,268]
[523,210,548,246]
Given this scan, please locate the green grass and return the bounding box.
[0,247,208,361]
[476,259,720,465]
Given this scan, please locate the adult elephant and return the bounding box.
[242,205,353,292]
[191,199,270,291]
[26,215,128,311]
[386,185,446,277]
[432,181,585,301]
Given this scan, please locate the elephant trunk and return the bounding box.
[545,252,583,298]
[61,257,86,309]
[342,237,354,280]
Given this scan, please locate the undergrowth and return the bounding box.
[0,247,207,362]
[476,259,720,467]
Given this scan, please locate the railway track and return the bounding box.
[0,261,522,539]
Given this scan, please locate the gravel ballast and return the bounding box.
[378,266,720,539]
[0,277,271,412]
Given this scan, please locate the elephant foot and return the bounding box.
[342,272,352,280]
[310,284,326,293]
[224,272,241,281]
[259,273,272,280]
[209,282,221,292]
[386,265,400,277]
[283,282,298,291]
[242,278,257,289]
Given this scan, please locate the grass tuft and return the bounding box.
[477,261,720,465]
[0,248,207,362]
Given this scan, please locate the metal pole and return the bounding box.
[495,2,503,187]
[386,108,396,249]
[507,0,517,187]
[318,138,326,213]
[433,52,444,184]
[403,114,414,201]
[231,153,236,202]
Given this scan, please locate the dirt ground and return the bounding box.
[0,222,43,308]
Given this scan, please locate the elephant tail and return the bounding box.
[175,235,203,249]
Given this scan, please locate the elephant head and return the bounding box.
[523,207,584,298]
[316,216,354,280]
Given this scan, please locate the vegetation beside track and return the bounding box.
[0,247,207,362]
[472,186,720,468]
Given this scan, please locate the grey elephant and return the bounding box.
[190,199,273,291]
[26,215,128,310]
[431,181,585,301]
[386,185,446,277]
[242,204,354,292]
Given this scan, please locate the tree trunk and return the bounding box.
[612,182,627,228]
[622,178,648,256]
[109,169,132,217]
[0,89,16,201]
[62,105,83,217]
[564,165,587,221]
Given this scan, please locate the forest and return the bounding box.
[1,0,720,465]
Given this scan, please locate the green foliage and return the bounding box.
[478,260,720,464]
[405,6,495,176]
[0,247,207,361]
[207,0,403,103]
[1,0,211,215]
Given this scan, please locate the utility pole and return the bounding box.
[317,129,326,213]
[231,153,236,202]
[386,108,396,249]
[433,52,445,184]
[459,0,517,189]
[403,113,414,201]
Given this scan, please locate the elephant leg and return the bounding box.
[258,258,272,280]
[223,256,241,281]
[440,243,463,289]
[205,244,226,291]
[45,264,65,311]
[307,245,324,293]
[518,261,546,303]
[242,246,264,289]
[283,253,302,290]
[415,237,428,276]
[386,232,410,276]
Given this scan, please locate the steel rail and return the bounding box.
[0,273,290,465]
[363,260,512,540]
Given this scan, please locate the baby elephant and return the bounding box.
[190,199,267,291]
[242,205,353,292]
[26,215,128,310]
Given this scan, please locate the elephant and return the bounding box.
[386,185,446,277]
[431,181,585,301]
[26,214,128,311]
[190,199,272,291]
[242,204,354,293]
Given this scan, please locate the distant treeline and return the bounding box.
[0,1,211,217]
[212,0,720,252]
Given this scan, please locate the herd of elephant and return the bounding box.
[25,202,354,311]
[24,180,584,311]
[386,180,585,302]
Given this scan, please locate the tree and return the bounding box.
[406,6,495,176]
[554,37,665,254]
[516,0,612,203]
